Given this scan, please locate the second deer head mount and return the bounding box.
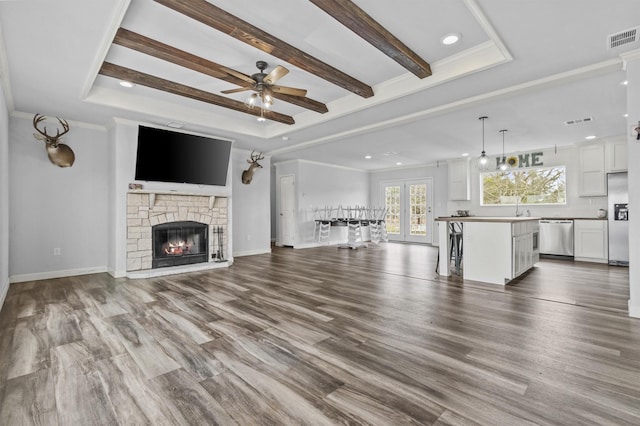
[32,114,75,167]
[241,150,264,185]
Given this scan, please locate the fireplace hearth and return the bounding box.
[152,221,208,268]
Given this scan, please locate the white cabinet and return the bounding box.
[574,219,608,263]
[512,222,534,278]
[578,144,607,196]
[608,140,628,172]
[448,158,470,201]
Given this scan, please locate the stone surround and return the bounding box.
[126,192,227,272]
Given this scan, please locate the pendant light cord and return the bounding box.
[479,116,488,152]
[500,129,508,158]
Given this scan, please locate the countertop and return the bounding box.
[436,216,606,222]
[435,216,542,223]
[540,217,606,221]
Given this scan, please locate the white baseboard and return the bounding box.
[293,242,323,249]
[0,276,9,312]
[107,268,126,278]
[233,248,271,257]
[574,257,608,264]
[10,266,108,283]
[629,300,640,319]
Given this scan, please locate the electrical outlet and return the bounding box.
[53,248,61,256]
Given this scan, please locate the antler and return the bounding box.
[251,150,265,161]
[247,150,264,164]
[33,113,70,145]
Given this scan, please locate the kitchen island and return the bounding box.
[436,216,541,285]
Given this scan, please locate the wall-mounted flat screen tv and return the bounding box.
[135,126,232,186]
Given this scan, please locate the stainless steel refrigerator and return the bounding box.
[608,172,629,265]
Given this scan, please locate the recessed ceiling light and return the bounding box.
[396,162,403,166]
[364,155,372,159]
[585,135,597,140]
[119,81,135,88]
[623,113,629,118]
[621,80,629,86]
[282,136,289,141]
[462,153,469,157]
[441,33,461,45]
[384,151,398,156]
[257,116,266,122]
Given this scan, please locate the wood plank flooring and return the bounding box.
[0,243,638,425]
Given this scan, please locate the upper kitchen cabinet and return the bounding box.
[448,158,470,201]
[578,144,606,196]
[607,140,628,173]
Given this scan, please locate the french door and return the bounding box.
[381,178,433,243]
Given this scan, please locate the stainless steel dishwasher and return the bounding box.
[539,219,574,256]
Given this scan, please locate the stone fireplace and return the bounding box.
[126,192,227,272]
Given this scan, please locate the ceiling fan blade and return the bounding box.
[271,85,307,97]
[221,87,252,94]
[264,65,289,84]
[220,66,255,84]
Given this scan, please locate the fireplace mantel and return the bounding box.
[128,190,229,210]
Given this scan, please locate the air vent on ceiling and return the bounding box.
[607,27,639,49]
[564,117,593,126]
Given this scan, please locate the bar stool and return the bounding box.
[436,221,464,274]
[450,222,463,273]
[315,205,333,244]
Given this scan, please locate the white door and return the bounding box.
[279,175,296,246]
[381,179,434,243]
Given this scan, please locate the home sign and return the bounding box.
[495,152,543,169]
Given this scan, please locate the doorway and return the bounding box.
[279,175,296,246]
[381,178,434,243]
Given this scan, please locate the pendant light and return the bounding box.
[498,129,510,171]
[477,116,490,171]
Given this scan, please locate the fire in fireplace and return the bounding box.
[152,221,208,268]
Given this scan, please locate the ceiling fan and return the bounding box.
[221,61,308,107]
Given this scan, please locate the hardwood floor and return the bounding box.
[0,243,638,425]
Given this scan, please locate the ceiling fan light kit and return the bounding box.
[223,60,307,120]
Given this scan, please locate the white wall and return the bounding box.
[232,148,271,256]
[108,120,137,277]
[275,160,369,248]
[9,114,109,281]
[369,164,449,245]
[625,51,640,318]
[449,145,608,218]
[0,84,9,308]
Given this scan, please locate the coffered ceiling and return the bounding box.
[1,0,639,170]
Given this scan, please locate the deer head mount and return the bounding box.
[32,114,75,167]
[242,150,264,185]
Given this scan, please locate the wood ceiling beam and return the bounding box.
[309,0,431,79]
[113,28,328,114]
[269,92,328,114]
[153,0,374,98]
[99,62,295,125]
